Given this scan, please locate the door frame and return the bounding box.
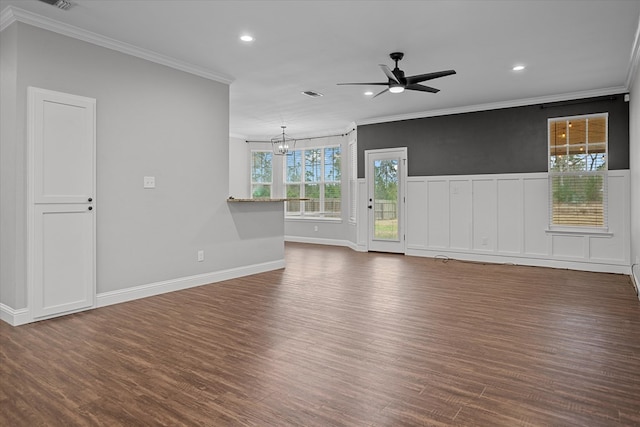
[365,147,408,253]
[27,87,97,322]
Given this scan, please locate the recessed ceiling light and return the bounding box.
[512,65,525,71]
[364,91,373,96]
[240,35,254,42]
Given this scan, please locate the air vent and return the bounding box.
[302,91,323,98]
[38,0,73,10]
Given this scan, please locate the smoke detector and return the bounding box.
[302,91,323,98]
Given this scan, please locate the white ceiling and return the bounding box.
[2,0,640,140]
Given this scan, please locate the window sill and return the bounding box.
[545,227,612,237]
[285,216,342,223]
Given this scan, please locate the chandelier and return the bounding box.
[271,126,296,155]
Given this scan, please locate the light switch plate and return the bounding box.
[143,176,155,188]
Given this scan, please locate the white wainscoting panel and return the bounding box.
[406,171,630,274]
[472,179,497,251]
[450,180,471,250]
[427,180,449,248]
[551,234,585,259]
[407,180,427,247]
[523,177,548,255]
[497,179,522,254]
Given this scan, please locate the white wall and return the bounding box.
[0,22,285,323]
[406,171,630,273]
[0,23,18,308]
[229,136,250,199]
[630,60,640,291]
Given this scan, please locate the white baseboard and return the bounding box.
[0,303,30,326]
[405,248,632,275]
[632,264,640,301]
[97,259,285,308]
[285,235,354,248]
[0,259,285,327]
[347,241,368,252]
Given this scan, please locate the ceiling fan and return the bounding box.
[338,52,456,98]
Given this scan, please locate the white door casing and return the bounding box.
[28,87,96,320]
[366,147,407,253]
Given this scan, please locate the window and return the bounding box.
[348,140,357,223]
[285,146,341,218]
[548,113,607,228]
[251,151,272,198]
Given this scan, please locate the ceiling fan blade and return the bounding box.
[405,70,456,85]
[406,83,440,93]
[372,88,389,99]
[379,64,400,84]
[337,82,389,86]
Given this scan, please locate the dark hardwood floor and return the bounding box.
[1,243,639,426]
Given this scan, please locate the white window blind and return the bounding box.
[548,113,608,228]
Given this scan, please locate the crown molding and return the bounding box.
[0,5,15,31]
[626,14,640,90]
[0,6,234,85]
[345,122,357,135]
[356,87,628,127]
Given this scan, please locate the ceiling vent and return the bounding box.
[38,0,73,10]
[302,91,323,98]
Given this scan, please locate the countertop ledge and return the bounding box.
[227,197,310,202]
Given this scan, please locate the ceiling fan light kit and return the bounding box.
[37,0,73,10]
[338,52,456,98]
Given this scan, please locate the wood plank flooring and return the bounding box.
[1,242,639,426]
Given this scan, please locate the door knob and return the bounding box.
[368,205,372,209]
[88,197,93,202]
[88,206,93,211]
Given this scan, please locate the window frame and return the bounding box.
[348,139,357,224]
[284,145,342,220]
[547,112,608,233]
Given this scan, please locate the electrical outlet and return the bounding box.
[143,176,155,189]
[481,236,488,246]
[314,225,318,232]
[197,250,204,262]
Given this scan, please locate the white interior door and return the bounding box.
[29,87,96,320]
[366,148,407,253]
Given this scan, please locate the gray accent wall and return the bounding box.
[1,22,284,311]
[357,95,630,178]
